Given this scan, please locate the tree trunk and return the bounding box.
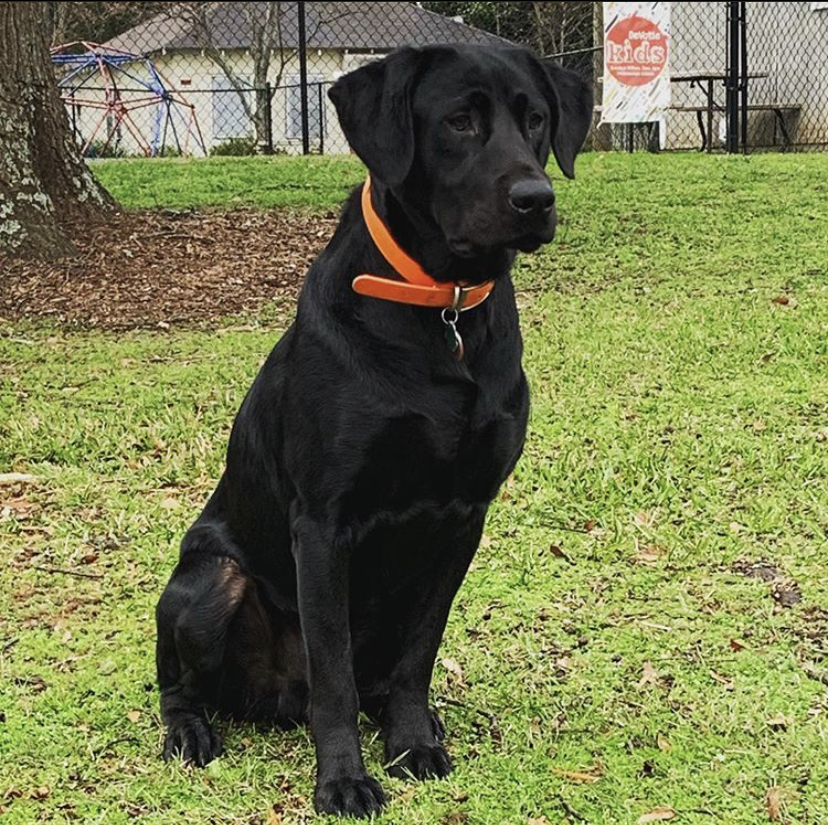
[0,1,111,259]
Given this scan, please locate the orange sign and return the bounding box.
[606,13,668,87]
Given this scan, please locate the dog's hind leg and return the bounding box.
[155,522,247,766]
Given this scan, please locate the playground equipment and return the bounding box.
[50,42,207,158]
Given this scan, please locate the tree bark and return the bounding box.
[0,1,111,259]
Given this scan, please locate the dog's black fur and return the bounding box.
[156,44,592,817]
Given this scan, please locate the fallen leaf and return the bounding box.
[0,473,37,485]
[729,521,743,533]
[772,295,790,305]
[583,519,597,533]
[441,658,466,688]
[127,710,141,724]
[637,806,676,823]
[480,534,492,549]
[549,544,570,562]
[765,786,783,821]
[31,786,50,800]
[1,497,35,520]
[81,553,99,565]
[266,807,283,825]
[551,764,602,784]
[160,497,180,510]
[3,788,23,800]
[528,818,551,825]
[656,733,671,751]
[766,713,790,731]
[638,661,660,689]
[729,638,748,652]
[752,419,766,432]
[634,543,663,566]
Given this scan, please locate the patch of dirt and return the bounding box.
[0,208,339,330]
[732,559,780,582]
[732,559,803,609]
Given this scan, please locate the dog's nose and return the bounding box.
[508,179,555,215]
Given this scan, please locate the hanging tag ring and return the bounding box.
[441,306,464,360]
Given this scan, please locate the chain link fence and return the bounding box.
[49,1,828,158]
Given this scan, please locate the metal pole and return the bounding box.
[264,82,273,154]
[739,1,748,153]
[317,82,324,154]
[725,0,740,153]
[297,1,310,155]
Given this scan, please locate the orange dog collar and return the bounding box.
[352,178,495,314]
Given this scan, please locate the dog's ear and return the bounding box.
[540,63,594,179]
[328,48,422,186]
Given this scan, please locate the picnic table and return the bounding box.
[670,71,801,151]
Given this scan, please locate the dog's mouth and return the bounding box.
[447,238,478,258]
[448,230,553,258]
[509,232,552,253]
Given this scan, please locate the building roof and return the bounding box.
[104,2,506,55]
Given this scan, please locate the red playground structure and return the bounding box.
[51,41,207,158]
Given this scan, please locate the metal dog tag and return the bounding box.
[441,308,464,360]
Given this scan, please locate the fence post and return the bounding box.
[264,82,273,154]
[297,1,310,155]
[317,82,324,154]
[725,0,740,153]
[739,1,748,153]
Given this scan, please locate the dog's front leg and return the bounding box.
[295,518,386,818]
[383,507,487,781]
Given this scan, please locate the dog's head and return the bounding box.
[329,44,593,259]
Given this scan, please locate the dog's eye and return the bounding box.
[447,113,473,133]
[528,112,544,131]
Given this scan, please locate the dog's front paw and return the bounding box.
[386,742,452,780]
[314,774,386,817]
[162,714,222,767]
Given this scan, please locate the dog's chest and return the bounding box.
[345,375,528,511]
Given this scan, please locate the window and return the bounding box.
[212,74,252,140]
[286,75,326,141]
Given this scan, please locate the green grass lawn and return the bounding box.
[2,152,828,824]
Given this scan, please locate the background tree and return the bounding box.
[423,1,594,63]
[0,2,111,258]
[176,2,354,153]
[47,2,160,46]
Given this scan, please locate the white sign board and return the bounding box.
[602,2,671,123]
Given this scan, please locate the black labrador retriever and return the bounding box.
[156,43,592,817]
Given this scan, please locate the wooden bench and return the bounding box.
[671,104,801,150]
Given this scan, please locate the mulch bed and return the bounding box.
[0,209,339,330]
